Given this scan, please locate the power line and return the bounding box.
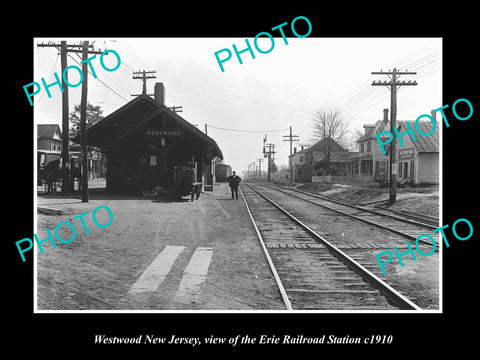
[336,45,440,118]
[389,42,439,69]
[207,125,290,133]
[132,70,157,96]
[283,126,299,184]
[342,59,438,117]
[66,52,130,102]
[122,42,152,70]
[371,68,417,204]
[37,41,104,197]
[342,59,437,115]
[36,52,60,105]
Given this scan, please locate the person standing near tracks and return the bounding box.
[227,171,242,199]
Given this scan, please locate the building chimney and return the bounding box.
[154,82,165,105]
[294,147,297,154]
[301,145,305,151]
[383,108,389,122]
[430,110,436,121]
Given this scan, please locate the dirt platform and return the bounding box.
[36,183,285,311]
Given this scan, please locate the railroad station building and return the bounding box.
[86,82,223,194]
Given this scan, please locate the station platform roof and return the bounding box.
[83,94,223,162]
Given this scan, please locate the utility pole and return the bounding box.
[262,134,268,181]
[264,143,276,182]
[283,126,299,185]
[132,70,156,96]
[60,41,69,194]
[257,158,264,179]
[37,41,104,195]
[372,68,417,204]
[80,41,90,202]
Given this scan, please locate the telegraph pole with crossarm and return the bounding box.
[283,126,299,184]
[132,70,156,96]
[257,158,264,178]
[371,68,417,204]
[37,41,104,196]
[264,143,276,182]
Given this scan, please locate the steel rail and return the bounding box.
[244,183,422,311]
[257,183,436,246]
[376,206,439,225]
[264,183,438,229]
[239,186,293,310]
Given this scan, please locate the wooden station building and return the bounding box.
[86,82,223,193]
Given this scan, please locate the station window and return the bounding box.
[367,141,371,153]
[300,156,304,163]
[150,155,157,166]
[360,143,365,153]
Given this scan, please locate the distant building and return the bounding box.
[37,124,62,153]
[356,109,390,182]
[290,138,357,183]
[271,166,290,183]
[355,108,439,184]
[395,120,439,184]
[290,145,309,182]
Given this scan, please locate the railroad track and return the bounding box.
[240,183,422,311]
[258,183,439,246]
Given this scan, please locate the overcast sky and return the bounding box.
[34,37,441,173]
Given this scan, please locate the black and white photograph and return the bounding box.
[7,6,478,355]
[32,36,442,313]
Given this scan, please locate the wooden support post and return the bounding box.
[60,41,70,194]
[80,41,89,202]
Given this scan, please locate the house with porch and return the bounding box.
[355,109,390,182]
[290,138,357,183]
[37,124,62,153]
[355,108,439,184]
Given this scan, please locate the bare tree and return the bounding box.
[312,107,349,143]
[343,127,363,152]
[311,107,349,172]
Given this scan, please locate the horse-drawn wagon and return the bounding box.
[37,151,62,194]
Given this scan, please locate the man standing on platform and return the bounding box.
[227,171,242,199]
